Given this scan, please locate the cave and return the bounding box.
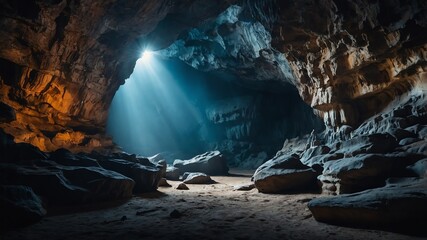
[0,0,426,239]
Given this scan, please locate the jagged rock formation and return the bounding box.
[0,0,427,234]
[200,79,323,169]
[163,0,427,129]
[269,0,427,128]
[308,178,427,232]
[0,0,234,152]
[173,151,229,176]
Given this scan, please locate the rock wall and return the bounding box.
[200,81,324,169]
[269,0,427,128]
[161,0,427,130]
[0,0,234,152]
[0,0,426,154]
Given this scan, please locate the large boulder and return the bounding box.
[182,172,214,184]
[252,154,318,193]
[0,163,88,205]
[55,165,135,202]
[407,159,427,178]
[308,178,427,233]
[0,185,46,228]
[173,151,228,175]
[49,149,100,167]
[149,154,167,178]
[165,166,180,181]
[98,159,162,193]
[0,163,135,204]
[320,153,424,194]
[334,133,398,157]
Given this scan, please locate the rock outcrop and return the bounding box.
[173,151,229,176]
[308,178,427,232]
[182,172,214,184]
[0,185,46,228]
[0,0,235,152]
[252,154,319,193]
[270,0,427,128]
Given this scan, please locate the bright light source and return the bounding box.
[141,50,153,61]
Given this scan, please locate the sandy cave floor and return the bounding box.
[1,173,425,240]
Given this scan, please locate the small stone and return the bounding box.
[182,172,213,184]
[169,209,182,218]
[120,215,127,221]
[176,183,189,190]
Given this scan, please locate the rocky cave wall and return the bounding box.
[0,0,426,232]
[0,0,426,156]
[0,0,235,152]
[162,0,427,130]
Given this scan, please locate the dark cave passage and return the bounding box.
[107,54,324,168]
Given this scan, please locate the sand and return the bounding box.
[1,174,424,240]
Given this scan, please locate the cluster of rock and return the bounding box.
[160,151,228,189]
[0,130,163,228]
[252,87,427,232]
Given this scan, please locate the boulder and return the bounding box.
[165,166,180,181]
[55,165,134,202]
[300,145,332,166]
[407,159,427,178]
[0,163,88,205]
[1,162,135,204]
[0,185,46,228]
[98,159,161,193]
[398,139,427,155]
[49,149,100,167]
[399,137,421,146]
[176,183,189,190]
[173,151,228,175]
[308,178,427,232]
[182,172,214,184]
[387,128,417,141]
[149,154,167,178]
[301,152,344,168]
[335,133,398,157]
[252,155,318,193]
[320,153,424,194]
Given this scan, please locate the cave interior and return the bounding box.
[0,0,426,239]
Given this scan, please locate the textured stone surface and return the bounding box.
[269,0,427,128]
[176,182,189,190]
[162,0,427,130]
[253,154,318,193]
[165,166,180,181]
[0,0,235,152]
[0,185,46,228]
[320,153,423,194]
[308,178,427,231]
[182,172,214,184]
[97,159,161,193]
[173,151,229,175]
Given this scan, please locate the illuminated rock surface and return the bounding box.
[0,0,426,237]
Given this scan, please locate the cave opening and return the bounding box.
[107,52,324,169]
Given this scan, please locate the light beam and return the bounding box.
[141,50,153,61]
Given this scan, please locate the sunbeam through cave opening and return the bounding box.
[107,53,324,168]
[2,1,427,238]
